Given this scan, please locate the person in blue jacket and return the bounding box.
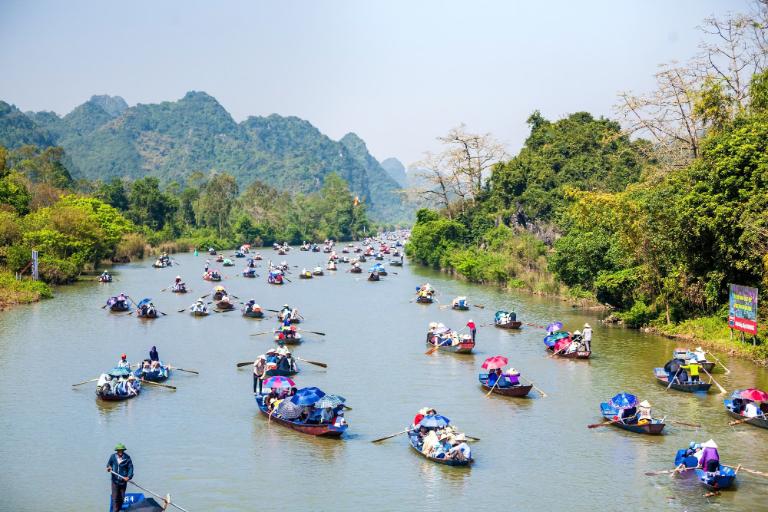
[106,443,134,512]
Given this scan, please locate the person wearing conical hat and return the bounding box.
[583,323,593,351]
[106,443,134,512]
[637,400,653,424]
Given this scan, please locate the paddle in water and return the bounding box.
[72,378,99,387]
[295,356,328,368]
[140,379,176,390]
[371,429,410,443]
[168,366,199,374]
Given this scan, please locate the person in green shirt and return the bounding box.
[681,362,700,382]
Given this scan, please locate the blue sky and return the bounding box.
[0,0,750,165]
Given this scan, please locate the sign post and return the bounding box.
[31,250,39,281]
[728,284,758,343]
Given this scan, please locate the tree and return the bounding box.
[96,179,129,211]
[127,177,178,231]
[197,172,238,236]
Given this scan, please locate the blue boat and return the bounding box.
[133,362,170,382]
[674,448,737,490]
[110,492,166,511]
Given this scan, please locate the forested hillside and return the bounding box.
[0,92,413,224]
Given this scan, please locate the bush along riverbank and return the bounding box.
[0,271,52,310]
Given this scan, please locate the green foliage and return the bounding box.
[0,271,52,308]
[127,177,178,231]
[406,214,467,268]
[488,111,648,224]
[617,300,654,328]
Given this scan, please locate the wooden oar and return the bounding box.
[701,366,727,394]
[109,472,190,512]
[236,361,254,368]
[425,342,440,355]
[295,356,327,368]
[199,293,210,299]
[464,435,481,442]
[371,429,410,443]
[587,418,621,429]
[72,378,99,387]
[298,329,325,336]
[729,465,768,478]
[672,420,701,428]
[249,331,271,337]
[522,377,548,398]
[644,465,697,477]
[169,366,198,374]
[707,351,731,374]
[140,379,176,390]
[666,369,681,391]
[485,374,503,397]
[473,304,485,309]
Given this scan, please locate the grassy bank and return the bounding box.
[0,272,53,311]
[643,315,768,366]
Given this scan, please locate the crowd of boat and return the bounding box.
[77,231,768,507]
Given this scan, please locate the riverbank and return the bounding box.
[0,272,52,311]
[641,315,768,367]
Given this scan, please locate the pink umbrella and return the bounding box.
[263,376,296,389]
[739,388,768,402]
[553,338,571,353]
[481,355,509,370]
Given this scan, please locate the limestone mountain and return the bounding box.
[0,92,413,223]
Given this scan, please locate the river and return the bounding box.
[0,248,766,511]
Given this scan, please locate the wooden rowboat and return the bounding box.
[415,295,433,304]
[598,403,665,434]
[407,432,472,466]
[275,333,303,345]
[547,347,591,359]
[478,374,532,397]
[255,395,347,437]
[495,320,522,329]
[242,309,264,318]
[654,368,711,393]
[425,339,475,354]
[724,399,768,429]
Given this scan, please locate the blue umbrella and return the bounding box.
[289,386,326,406]
[137,298,152,307]
[315,394,346,409]
[418,414,451,428]
[609,392,638,409]
[108,367,131,377]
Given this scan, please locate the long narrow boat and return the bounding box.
[133,363,171,382]
[653,368,711,393]
[254,395,347,437]
[407,431,473,466]
[598,403,665,434]
[495,319,522,329]
[426,339,475,354]
[478,374,532,397]
[96,375,141,401]
[674,450,737,490]
[547,347,591,359]
[724,398,768,429]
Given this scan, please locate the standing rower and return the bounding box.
[106,443,133,512]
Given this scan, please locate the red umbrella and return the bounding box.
[739,388,768,402]
[553,338,571,353]
[481,355,509,370]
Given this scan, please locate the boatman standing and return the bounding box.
[106,443,134,512]
[582,323,592,352]
[466,320,476,342]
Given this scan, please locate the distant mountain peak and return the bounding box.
[380,157,407,187]
[88,95,128,117]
